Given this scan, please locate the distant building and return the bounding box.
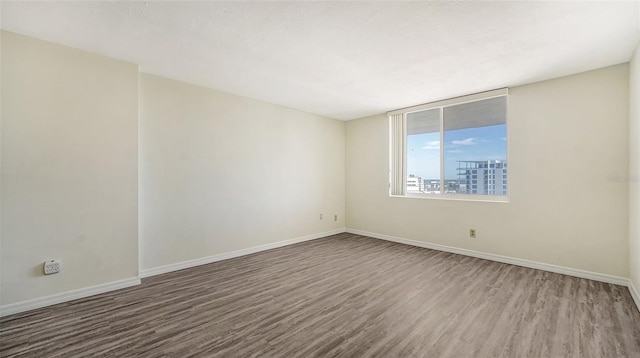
[406,175,425,193]
[457,160,507,195]
[425,180,440,193]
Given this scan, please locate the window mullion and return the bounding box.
[402,113,407,196]
[439,108,444,194]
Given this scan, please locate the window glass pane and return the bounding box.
[443,97,507,195]
[406,108,440,193]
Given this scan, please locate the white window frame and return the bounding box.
[388,88,509,203]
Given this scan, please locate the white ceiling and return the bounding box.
[1,1,639,120]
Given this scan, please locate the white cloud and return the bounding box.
[448,149,464,153]
[421,140,440,150]
[451,137,477,146]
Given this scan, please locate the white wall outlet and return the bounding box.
[44,260,62,275]
[469,229,477,238]
[334,214,338,221]
[320,213,323,220]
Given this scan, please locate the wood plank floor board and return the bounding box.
[1,233,639,357]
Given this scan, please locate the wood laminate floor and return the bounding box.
[1,233,639,357]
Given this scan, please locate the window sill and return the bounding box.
[390,193,509,203]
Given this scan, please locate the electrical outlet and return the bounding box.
[320,213,323,220]
[44,260,62,275]
[334,214,338,221]
[469,229,477,238]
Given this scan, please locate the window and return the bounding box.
[389,89,508,200]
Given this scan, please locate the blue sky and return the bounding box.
[407,124,507,180]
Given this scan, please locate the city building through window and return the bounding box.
[389,89,508,200]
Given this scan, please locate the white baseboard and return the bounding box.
[346,228,629,286]
[628,279,640,312]
[0,277,141,318]
[140,228,347,278]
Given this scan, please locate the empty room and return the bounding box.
[1,1,639,357]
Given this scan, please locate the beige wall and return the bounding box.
[139,74,345,270]
[346,64,630,277]
[0,31,345,309]
[1,31,139,305]
[630,42,640,291]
